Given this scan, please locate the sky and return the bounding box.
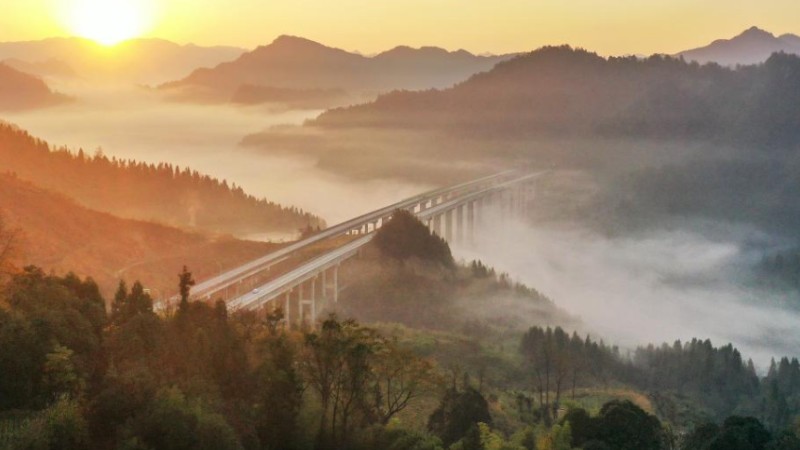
[4,0,800,55]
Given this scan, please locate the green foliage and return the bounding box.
[595,400,664,450]
[42,345,84,400]
[123,387,243,450]
[521,326,620,422]
[254,333,303,450]
[563,401,664,450]
[0,267,105,409]
[4,396,90,450]
[357,427,444,450]
[7,263,800,450]
[0,308,47,410]
[111,281,154,325]
[374,209,454,268]
[428,387,492,447]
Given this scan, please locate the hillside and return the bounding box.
[677,26,800,66]
[0,122,322,236]
[0,63,69,110]
[160,35,511,105]
[311,46,800,147]
[0,173,277,296]
[0,37,245,84]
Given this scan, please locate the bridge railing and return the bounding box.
[226,171,544,314]
[188,169,522,301]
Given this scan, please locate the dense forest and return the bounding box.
[2,213,800,449]
[0,123,322,236]
[2,212,800,449]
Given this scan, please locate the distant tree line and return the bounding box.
[519,325,800,434]
[760,248,800,289]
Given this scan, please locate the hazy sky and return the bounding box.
[5,0,800,54]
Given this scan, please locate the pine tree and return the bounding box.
[178,266,195,312]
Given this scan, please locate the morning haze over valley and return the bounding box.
[2,1,800,449]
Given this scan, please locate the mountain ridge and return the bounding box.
[160,35,514,105]
[0,37,246,84]
[677,26,800,66]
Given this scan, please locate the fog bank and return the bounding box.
[457,219,800,369]
[2,84,430,229]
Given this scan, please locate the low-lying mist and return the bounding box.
[1,83,431,229]
[456,217,800,370]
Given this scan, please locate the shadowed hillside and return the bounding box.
[0,123,322,236]
[677,26,800,66]
[312,46,800,148]
[0,173,277,297]
[0,63,69,110]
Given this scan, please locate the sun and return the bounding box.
[66,0,151,46]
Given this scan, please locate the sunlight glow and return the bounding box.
[66,0,151,46]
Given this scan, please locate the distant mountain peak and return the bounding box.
[270,35,327,50]
[737,26,777,40]
[677,27,798,66]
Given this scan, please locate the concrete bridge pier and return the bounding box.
[322,265,340,304]
[456,204,465,245]
[299,278,317,326]
[444,209,454,242]
[433,214,443,237]
[283,290,292,325]
[467,201,476,246]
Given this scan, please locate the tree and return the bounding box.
[178,265,195,311]
[9,395,91,450]
[427,386,492,447]
[708,416,772,450]
[125,387,243,450]
[681,422,720,450]
[43,345,84,400]
[0,213,20,287]
[254,332,303,450]
[373,209,454,268]
[595,400,664,450]
[300,315,380,449]
[562,408,595,448]
[5,267,107,402]
[111,281,154,325]
[370,341,437,425]
[0,307,48,409]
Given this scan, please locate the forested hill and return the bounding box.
[0,63,69,110]
[0,173,277,295]
[313,46,800,148]
[0,123,323,235]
